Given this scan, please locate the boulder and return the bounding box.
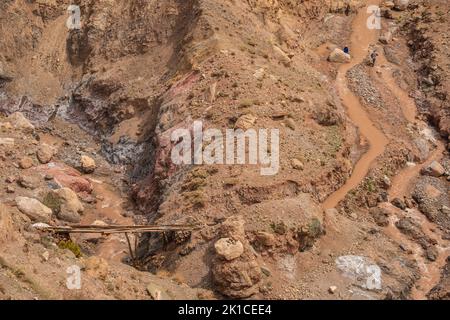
[15,197,52,223]
[7,112,34,132]
[49,188,84,223]
[212,256,262,298]
[80,155,96,173]
[212,216,262,298]
[57,208,81,223]
[37,144,54,164]
[421,161,445,177]
[369,206,390,227]
[335,255,382,290]
[35,163,93,193]
[328,48,351,63]
[55,188,84,213]
[214,238,244,261]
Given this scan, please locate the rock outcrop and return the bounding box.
[212,216,262,298]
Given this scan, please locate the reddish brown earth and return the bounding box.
[0,0,449,300]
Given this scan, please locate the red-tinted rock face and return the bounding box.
[35,162,93,194]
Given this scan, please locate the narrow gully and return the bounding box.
[323,0,388,210]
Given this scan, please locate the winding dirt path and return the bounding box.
[323,0,388,209]
[320,2,448,299]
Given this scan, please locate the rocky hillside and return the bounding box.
[0,0,449,300]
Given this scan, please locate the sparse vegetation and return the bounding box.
[58,240,82,258]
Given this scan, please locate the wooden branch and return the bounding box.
[43,224,201,234]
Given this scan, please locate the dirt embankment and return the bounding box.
[402,0,450,140]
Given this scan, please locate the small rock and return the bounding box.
[441,206,450,216]
[405,198,414,208]
[272,45,291,66]
[79,193,96,204]
[57,210,81,223]
[256,232,276,247]
[91,220,108,226]
[37,144,54,164]
[285,118,296,130]
[214,237,244,261]
[5,176,15,183]
[384,1,395,9]
[392,198,406,210]
[15,197,52,223]
[393,0,409,11]
[19,157,34,169]
[0,137,14,145]
[6,186,15,193]
[378,191,389,203]
[0,122,12,130]
[7,112,34,132]
[253,68,265,80]
[17,175,38,189]
[80,155,96,173]
[379,31,392,44]
[370,207,390,227]
[328,286,337,294]
[382,175,391,188]
[421,161,445,177]
[41,251,50,262]
[328,48,351,63]
[147,283,170,300]
[235,114,257,130]
[426,246,438,262]
[291,158,304,170]
[31,223,51,230]
[289,95,305,103]
[399,243,409,252]
[260,266,271,277]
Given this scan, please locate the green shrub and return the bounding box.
[58,240,82,258]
